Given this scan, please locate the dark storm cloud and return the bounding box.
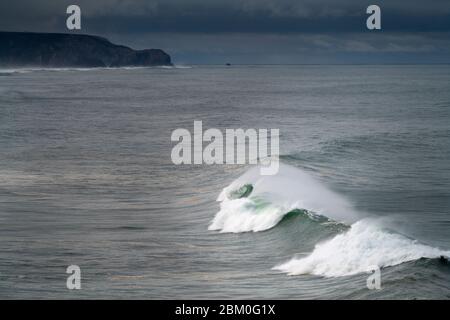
[1,0,450,33]
[1,0,450,63]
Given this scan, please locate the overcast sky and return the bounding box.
[1,0,450,64]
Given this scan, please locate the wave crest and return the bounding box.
[209,163,450,277]
[209,163,357,233]
[274,219,450,277]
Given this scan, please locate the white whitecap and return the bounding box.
[209,163,358,233]
[274,219,450,277]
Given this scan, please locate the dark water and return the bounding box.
[0,65,449,299]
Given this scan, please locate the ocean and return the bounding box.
[0,65,449,299]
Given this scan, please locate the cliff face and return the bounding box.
[0,32,172,67]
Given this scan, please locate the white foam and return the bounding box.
[0,68,32,74]
[0,66,187,74]
[274,219,450,277]
[0,67,97,73]
[209,163,358,233]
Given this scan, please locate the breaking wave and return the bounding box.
[209,163,450,277]
[274,219,450,277]
[208,163,358,233]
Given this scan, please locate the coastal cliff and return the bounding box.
[0,31,172,67]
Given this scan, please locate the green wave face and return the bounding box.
[224,183,348,232]
[227,184,253,199]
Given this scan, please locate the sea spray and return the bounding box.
[274,219,450,277]
[209,163,358,233]
[210,163,450,277]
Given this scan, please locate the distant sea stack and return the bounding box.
[0,31,172,67]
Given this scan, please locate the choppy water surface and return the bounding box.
[0,65,449,299]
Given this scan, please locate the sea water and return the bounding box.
[0,65,449,299]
